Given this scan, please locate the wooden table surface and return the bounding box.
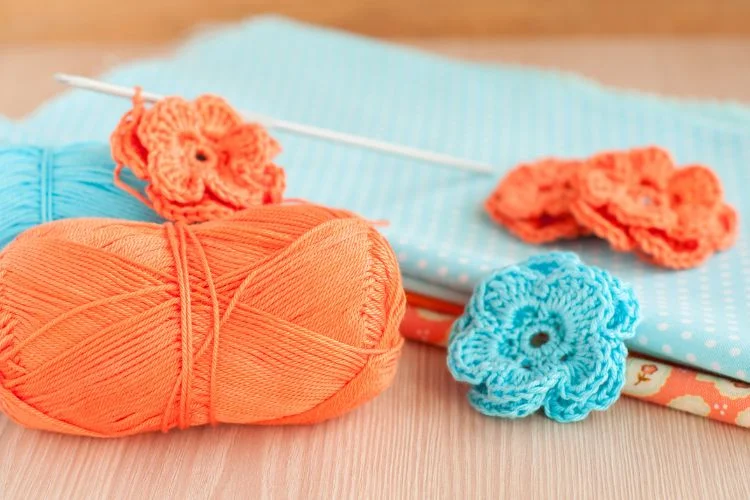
[1,36,750,499]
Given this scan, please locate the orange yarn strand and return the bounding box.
[0,204,405,437]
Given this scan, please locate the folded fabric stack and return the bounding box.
[2,17,748,423]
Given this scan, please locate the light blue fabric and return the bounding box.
[0,16,748,382]
[447,252,639,422]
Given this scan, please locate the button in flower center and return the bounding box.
[530,331,550,348]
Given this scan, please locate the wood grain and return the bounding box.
[1,38,750,499]
[1,1,750,42]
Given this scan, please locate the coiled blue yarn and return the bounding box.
[0,143,163,247]
[447,252,641,423]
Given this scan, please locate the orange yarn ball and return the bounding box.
[0,204,405,437]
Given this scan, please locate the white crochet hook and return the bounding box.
[54,73,495,175]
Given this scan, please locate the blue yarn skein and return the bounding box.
[0,143,163,247]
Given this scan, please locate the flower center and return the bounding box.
[195,151,208,162]
[529,331,550,348]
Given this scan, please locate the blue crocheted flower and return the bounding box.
[447,252,640,422]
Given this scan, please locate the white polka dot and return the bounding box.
[705,339,717,348]
[437,251,448,258]
[705,325,716,333]
[479,264,491,272]
[458,257,469,264]
[399,238,410,245]
[458,274,469,284]
[418,244,428,251]
[680,319,693,325]
[661,344,673,354]
[398,252,407,262]
[437,267,448,277]
[637,336,648,346]
[711,362,721,371]
[686,353,697,363]
[729,335,740,341]
[714,403,720,409]
[737,370,747,379]
[417,260,428,269]
[657,323,669,331]
[730,347,742,357]
[680,331,692,340]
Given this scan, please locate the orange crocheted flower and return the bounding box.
[111,91,285,223]
[488,146,738,270]
[570,147,676,251]
[485,159,588,243]
[630,165,738,269]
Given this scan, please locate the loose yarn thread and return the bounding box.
[0,204,405,437]
[0,144,162,248]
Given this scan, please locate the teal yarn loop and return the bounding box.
[0,143,162,247]
[447,252,641,423]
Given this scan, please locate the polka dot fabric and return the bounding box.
[2,17,749,381]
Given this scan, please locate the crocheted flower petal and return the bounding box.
[110,105,149,179]
[447,325,504,385]
[577,152,626,205]
[668,165,722,210]
[628,147,675,185]
[222,124,282,177]
[543,270,613,336]
[261,164,287,204]
[194,95,244,140]
[524,251,581,276]
[485,160,584,244]
[487,212,586,244]
[543,341,627,422]
[570,198,636,251]
[137,97,202,152]
[591,268,640,337]
[714,204,739,251]
[147,149,205,204]
[467,364,564,418]
[486,164,545,220]
[630,227,715,270]
[204,125,282,208]
[467,267,547,326]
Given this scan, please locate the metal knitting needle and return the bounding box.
[54,73,494,175]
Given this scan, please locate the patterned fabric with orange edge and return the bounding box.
[484,159,588,244]
[111,89,285,223]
